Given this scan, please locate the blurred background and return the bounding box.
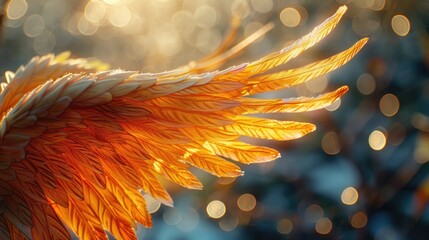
[1,0,428,239]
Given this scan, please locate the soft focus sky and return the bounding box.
[1,0,428,239]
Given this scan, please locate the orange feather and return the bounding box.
[0,6,366,240]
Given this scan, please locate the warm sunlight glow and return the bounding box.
[194,5,218,28]
[144,194,162,214]
[380,93,400,117]
[108,6,131,27]
[237,193,257,211]
[23,14,45,37]
[341,187,359,205]
[325,98,341,112]
[85,0,106,24]
[351,212,368,228]
[392,15,410,36]
[6,0,28,20]
[356,73,376,95]
[369,130,387,150]
[306,75,329,93]
[207,200,226,219]
[322,132,341,155]
[217,177,236,185]
[315,218,332,235]
[280,7,301,27]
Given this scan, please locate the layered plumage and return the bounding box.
[0,6,366,240]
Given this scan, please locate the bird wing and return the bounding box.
[0,6,367,240]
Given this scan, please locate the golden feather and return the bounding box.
[0,6,367,240]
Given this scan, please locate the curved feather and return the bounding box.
[244,38,368,95]
[0,6,367,240]
[202,141,280,164]
[236,86,349,114]
[224,116,316,141]
[244,5,348,75]
[53,198,107,240]
[0,53,108,116]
